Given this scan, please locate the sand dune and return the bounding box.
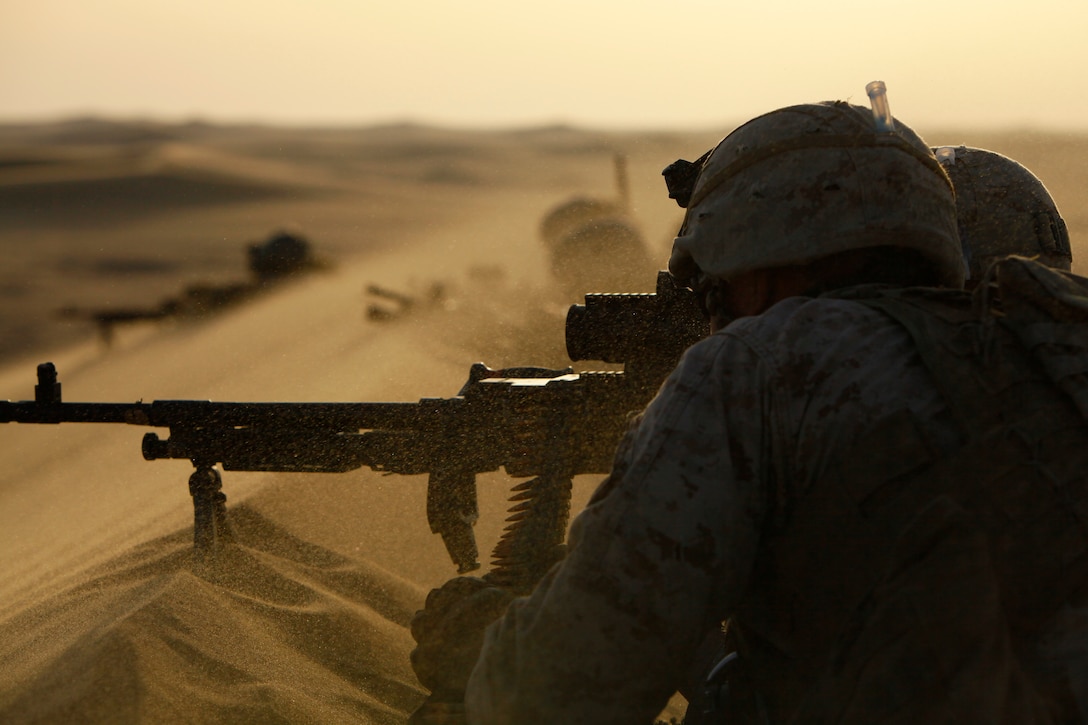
[0,506,426,724]
[0,119,1086,723]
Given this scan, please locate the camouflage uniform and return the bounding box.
[465,274,1088,723]
[450,97,1088,723]
[469,293,950,722]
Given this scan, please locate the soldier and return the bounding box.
[411,96,1088,723]
[934,145,1072,285]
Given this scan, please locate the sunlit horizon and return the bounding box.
[3,0,1086,132]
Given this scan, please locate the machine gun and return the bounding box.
[2,271,706,591]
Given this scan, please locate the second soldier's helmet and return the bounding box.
[667,100,963,288]
[933,145,1071,282]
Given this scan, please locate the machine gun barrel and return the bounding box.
[0,398,425,430]
[0,400,150,424]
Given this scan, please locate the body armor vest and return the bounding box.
[730,258,1088,723]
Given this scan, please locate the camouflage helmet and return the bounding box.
[668,100,963,288]
[933,145,1071,281]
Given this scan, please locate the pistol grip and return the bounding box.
[427,470,480,573]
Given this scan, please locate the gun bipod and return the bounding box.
[187,463,235,557]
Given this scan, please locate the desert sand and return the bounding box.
[0,119,1085,723]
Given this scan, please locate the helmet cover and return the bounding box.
[669,101,963,287]
[934,145,1071,280]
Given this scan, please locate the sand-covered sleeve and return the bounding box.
[464,332,777,725]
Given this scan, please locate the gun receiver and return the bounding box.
[2,271,706,588]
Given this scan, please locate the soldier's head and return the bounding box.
[665,87,961,328]
[933,145,1071,287]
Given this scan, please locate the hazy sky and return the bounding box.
[2,0,1085,130]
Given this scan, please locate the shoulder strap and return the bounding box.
[988,256,1088,420]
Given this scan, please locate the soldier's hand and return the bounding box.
[410,576,515,698]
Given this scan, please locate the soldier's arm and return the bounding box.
[465,332,776,724]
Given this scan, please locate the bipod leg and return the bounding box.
[188,465,235,557]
